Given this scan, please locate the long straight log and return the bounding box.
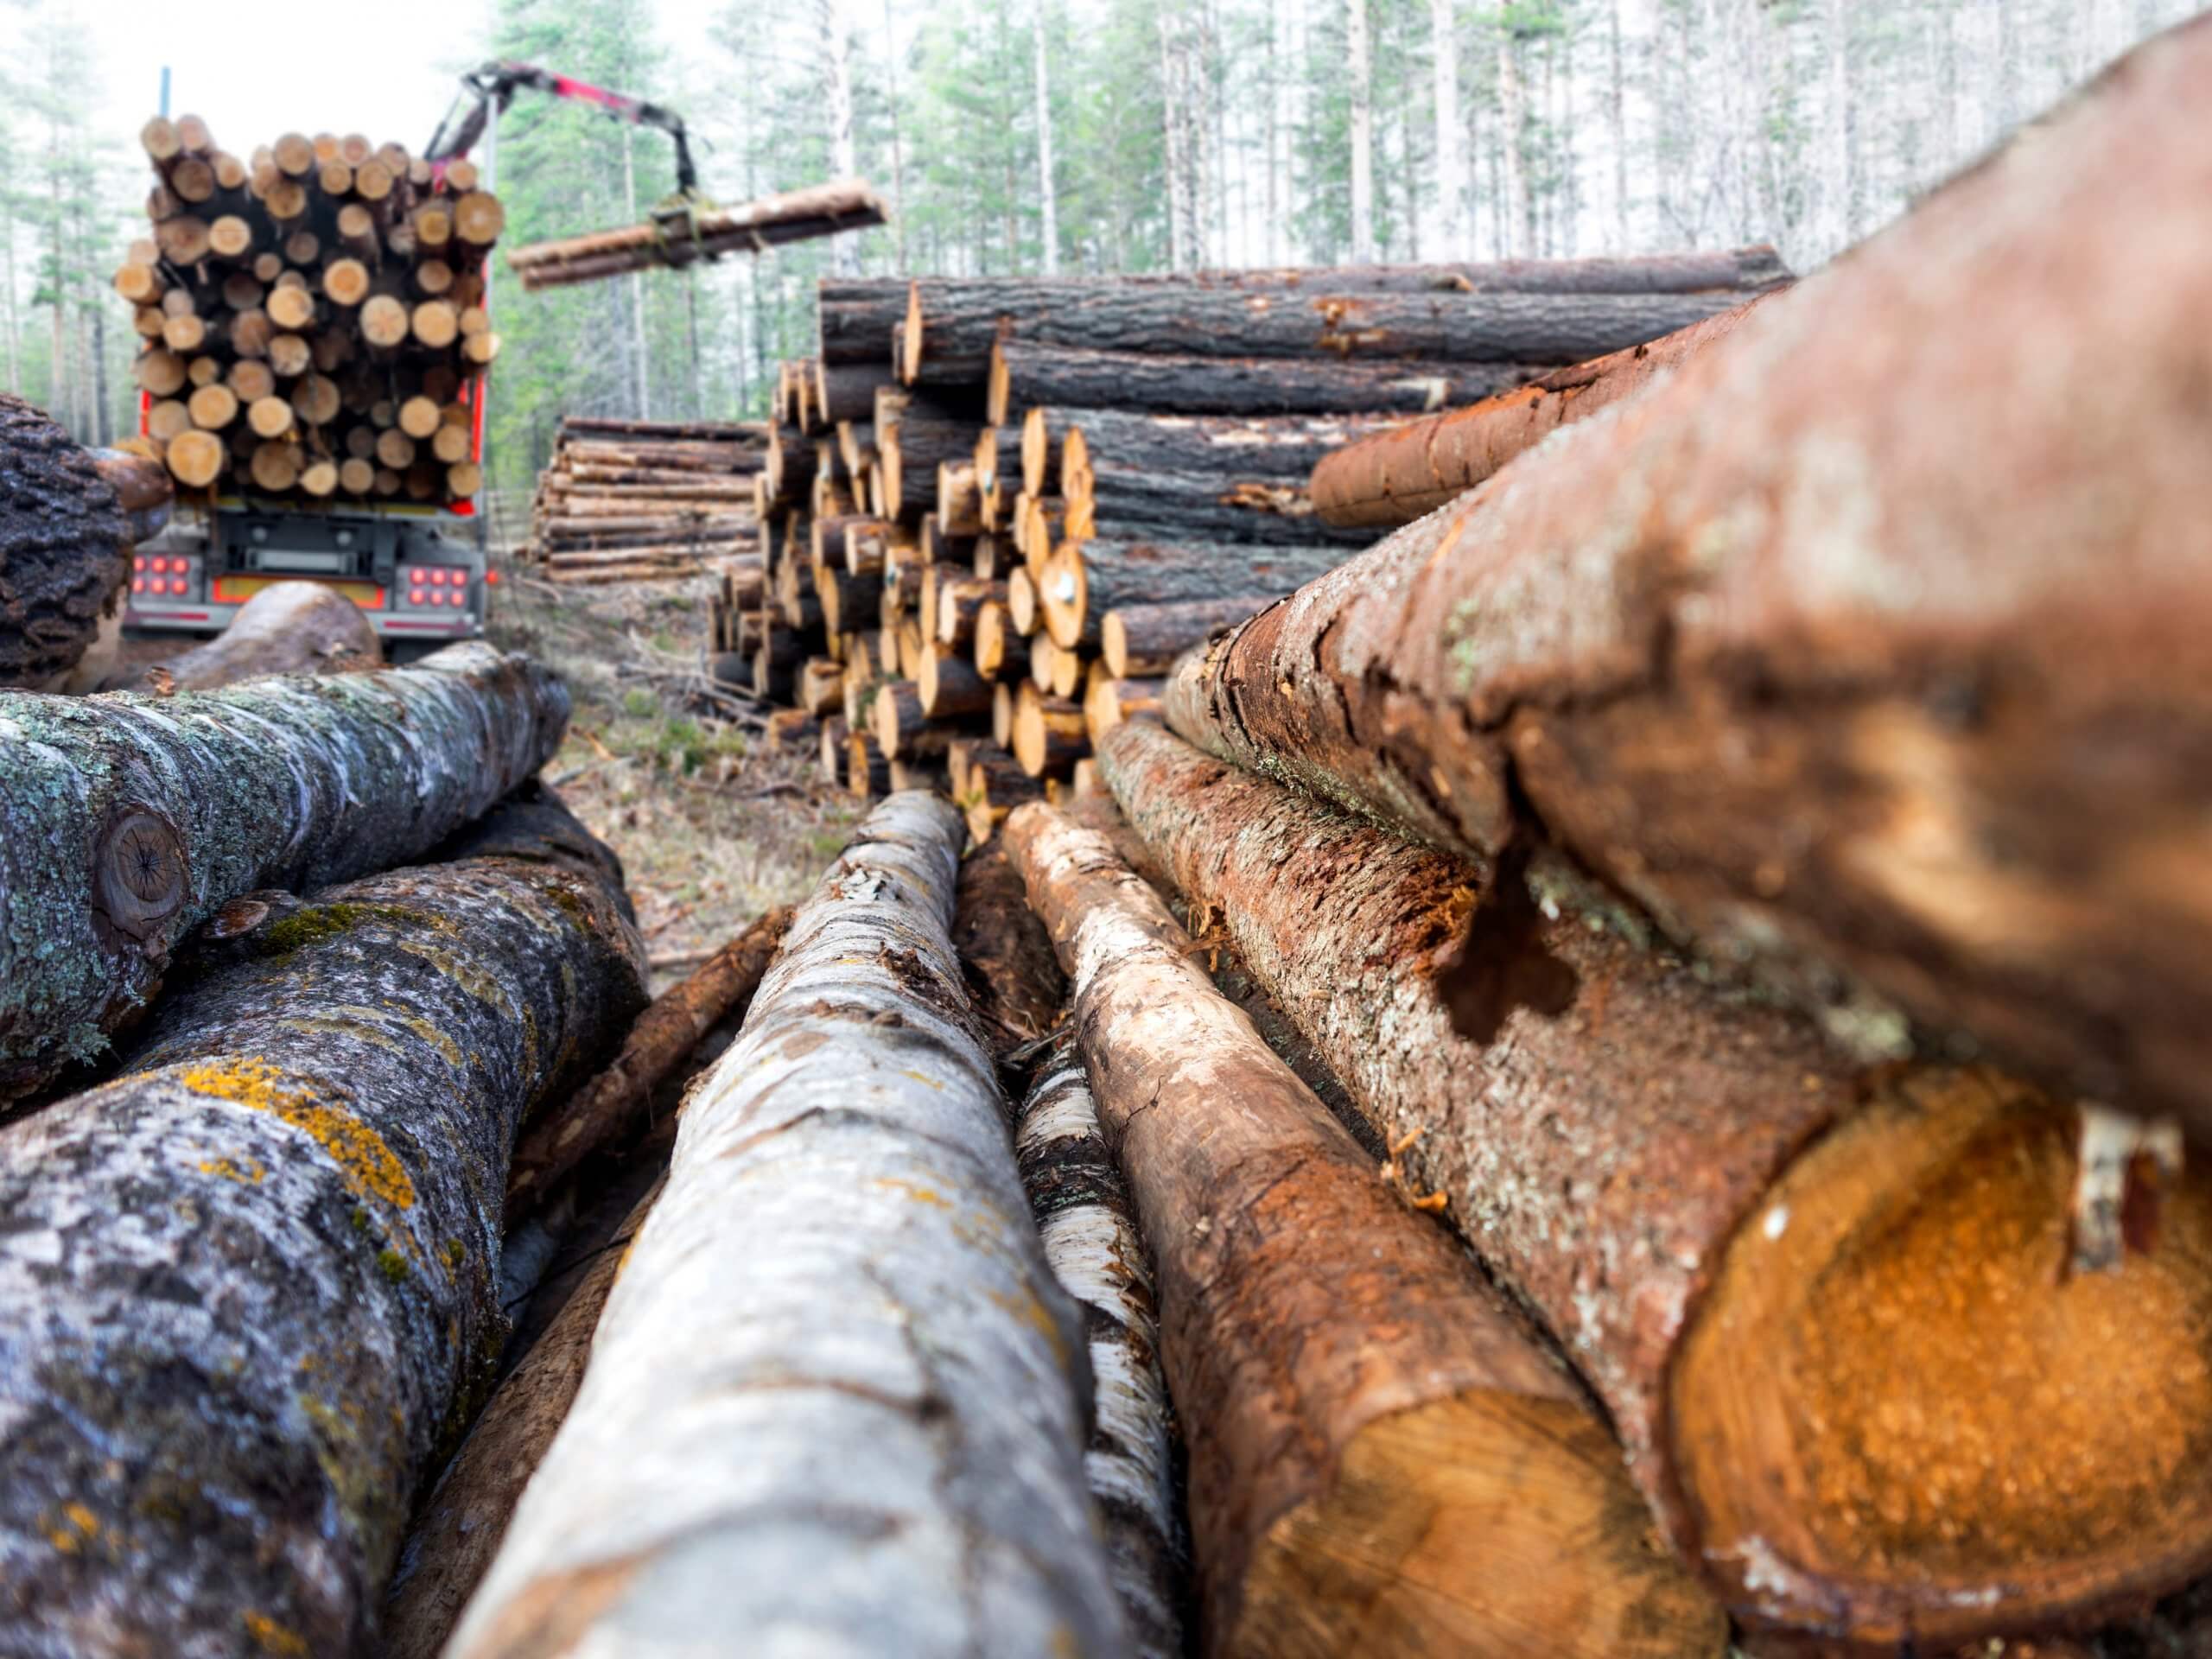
[507,180,887,290]
[108,579,380,691]
[1164,20,2212,1134]
[1308,295,1776,528]
[1040,539,1347,652]
[1046,407,1407,491]
[1067,463,1370,547]
[0,643,569,1102]
[0,798,647,1653]
[1103,596,1276,677]
[559,416,767,442]
[447,794,1125,1657]
[1097,717,2212,1645]
[988,342,1548,423]
[1004,801,1724,1659]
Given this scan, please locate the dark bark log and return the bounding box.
[956,744,1046,845]
[1166,23,2212,1136]
[814,359,898,423]
[872,680,953,760]
[974,599,1028,681]
[1068,462,1371,547]
[751,627,802,702]
[847,729,893,800]
[934,575,1004,650]
[505,906,793,1218]
[1041,539,1348,652]
[912,283,1748,368]
[1051,407,1407,493]
[918,642,993,719]
[951,841,1065,1055]
[1104,597,1276,677]
[880,412,982,518]
[447,794,1124,1656]
[0,393,133,690]
[0,798,647,1654]
[762,424,817,504]
[798,658,844,716]
[508,181,887,291]
[989,342,1550,423]
[0,643,568,1103]
[816,278,909,365]
[1309,296,1775,528]
[1097,716,2212,1645]
[1014,686,1085,779]
[109,579,382,691]
[1004,801,1726,1659]
[558,417,767,443]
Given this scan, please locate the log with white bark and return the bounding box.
[0,797,647,1654]
[106,579,381,691]
[1004,800,1726,1659]
[446,793,1126,1658]
[0,642,569,1103]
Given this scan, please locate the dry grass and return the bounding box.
[487,566,854,992]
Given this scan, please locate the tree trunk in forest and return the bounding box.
[823,0,861,282]
[1033,0,1061,275]
[505,906,793,1218]
[1165,30,2212,1135]
[1431,0,1464,258]
[1498,10,1528,257]
[446,794,1126,1659]
[1004,800,1726,1659]
[0,642,569,1103]
[0,392,133,690]
[1610,0,1630,246]
[1103,595,1277,677]
[106,580,382,691]
[1014,1030,1187,1659]
[1039,539,1345,651]
[1096,716,2212,1646]
[991,342,1547,419]
[0,798,647,1655]
[1348,0,1376,264]
[1308,292,1777,527]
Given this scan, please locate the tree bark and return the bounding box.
[1003,801,1725,1659]
[990,341,1547,420]
[816,278,908,365]
[1014,1031,1187,1658]
[507,181,887,291]
[107,580,381,691]
[950,840,1065,1055]
[0,800,647,1655]
[1047,406,1405,493]
[1066,463,1376,547]
[1103,596,1274,677]
[0,642,569,1103]
[446,794,1126,1659]
[1309,293,1776,527]
[0,391,133,690]
[505,906,794,1218]
[560,416,767,443]
[1096,717,2212,1645]
[1039,538,1351,651]
[1163,25,2212,1135]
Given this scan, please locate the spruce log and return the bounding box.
[988,342,1549,423]
[816,359,898,423]
[0,801,647,1653]
[918,641,993,718]
[908,283,1747,369]
[1014,1030,1188,1658]
[975,600,1029,680]
[558,417,766,442]
[1065,462,1370,547]
[447,794,1126,1657]
[950,840,1065,1054]
[879,411,980,517]
[1047,407,1407,489]
[1164,22,2212,1132]
[1041,540,1345,652]
[0,394,134,690]
[0,643,569,1101]
[1098,717,2212,1643]
[1004,801,1724,1659]
[506,180,887,291]
[1104,597,1275,678]
[108,579,381,691]
[872,680,952,760]
[816,279,908,366]
[504,906,793,1218]
[1014,685,1085,779]
[1309,295,1775,527]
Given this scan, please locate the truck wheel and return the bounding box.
[0,394,131,690]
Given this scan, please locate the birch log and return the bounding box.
[1097,717,2212,1645]
[447,793,1125,1659]
[1005,800,1726,1659]
[0,642,569,1103]
[1164,21,2212,1131]
[0,800,647,1656]
[1015,1031,1187,1659]
[105,579,381,690]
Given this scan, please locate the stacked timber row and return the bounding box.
[521,415,768,586]
[120,116,504,506]
[715,245,1788,816]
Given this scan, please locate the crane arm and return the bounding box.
[424,61,701,197]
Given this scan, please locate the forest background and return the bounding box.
[3,0,2198,495]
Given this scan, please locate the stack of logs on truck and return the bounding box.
[516,415,769,585]
[705,239,1789,820]
[118,115,503,506]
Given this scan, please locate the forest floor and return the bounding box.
[486,564,850,993]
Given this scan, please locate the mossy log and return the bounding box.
[0,392,133,690]
[108,578,382,692]
[1164,22,2212,1131]
[1005,799,1724,1658]
[447,793,1125,1658]
[0,798,647,1655]
[1016,1030,1188,1659]
[1097,717,2212,1645]
[504,905,794,1219]
[0,641,569,1103]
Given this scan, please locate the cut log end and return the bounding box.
[1674,1069,2212,1643]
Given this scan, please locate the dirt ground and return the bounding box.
[484,565,850,992]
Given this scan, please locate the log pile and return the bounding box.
[121,116,505,506]
[519,415,768,586]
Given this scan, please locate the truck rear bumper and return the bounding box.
[125,599,482,640]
